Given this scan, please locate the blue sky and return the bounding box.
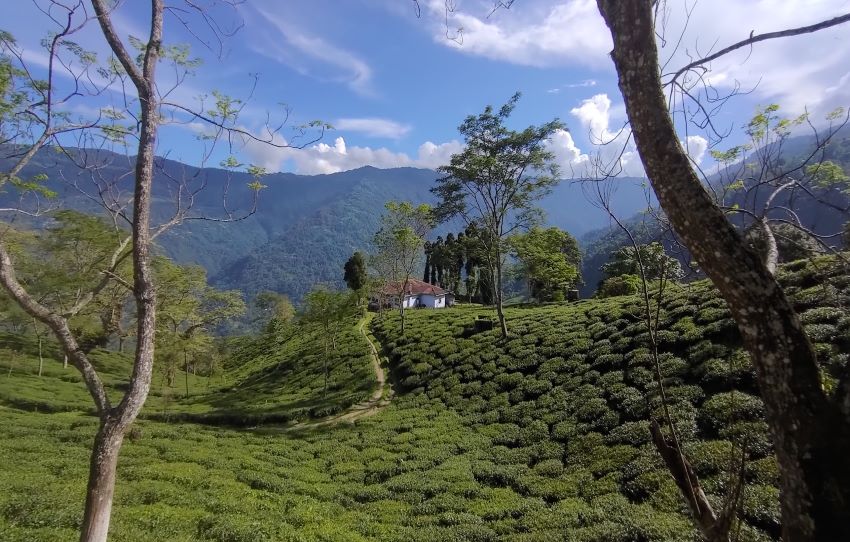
[5,0,850,176]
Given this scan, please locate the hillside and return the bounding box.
[578,128,850,296]
[1,256,849,540]
[1,147,651,303]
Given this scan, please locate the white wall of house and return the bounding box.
[402,295,418,309]
[420,294,446,308]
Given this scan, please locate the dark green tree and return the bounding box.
[433,93,564,337]
[343,251,368,297]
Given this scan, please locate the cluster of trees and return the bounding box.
[423,224,491,303]
[0,211,247,394]
[596,242,684,298]
[431,93,565,336]
[509,226,582,302]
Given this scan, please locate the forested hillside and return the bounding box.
[0,147,652,303]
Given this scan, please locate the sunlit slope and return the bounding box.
[371,255,850,540]
[0,317,375,424]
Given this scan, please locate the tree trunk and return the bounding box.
[38,335,44,377]
[596,2,850,539]
[64,354,68,369]
[184,350,190,398]
[323,339,329,397]
[749,218,779,276]
[79,419,123,542]
[494,259,508,338]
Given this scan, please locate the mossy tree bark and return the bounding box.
[596,2,850,539]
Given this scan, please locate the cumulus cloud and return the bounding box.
[417,0,849,115]
[422,0,611,68]
[683,136,709,166]
[565,94,643,177]
[238,93,711,179]
[239,131,463,175]
[334,118,412,139]
[657,0,850,116]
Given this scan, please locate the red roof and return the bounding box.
[379,278,450,296]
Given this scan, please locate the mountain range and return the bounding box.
[0,147,649,302]
[3,125,847,304]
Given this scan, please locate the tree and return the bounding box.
[343,251,368,302]
[595,3,850,539]
[509,226,580,302]
[600,243,683,284]
[0,2,322,539]
[254,291,295,333]
[372,201,433,334]
[301,286,356,395]
[433,93,564,337]
[711,105,849,274]
[154,258,245,394]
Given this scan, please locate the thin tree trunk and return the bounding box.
[184,350,189,398]
[596,2,850,539]
[79,420,123,542]
[63,353,68,369]
[38,336,43,377]
[494,259,508,338]
[323,339,329,397]
[757,218,779,275]
[399,295,405,332]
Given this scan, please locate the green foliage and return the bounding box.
[597,274,641,298]
[509,226,580,301]
[344,251,368,292]
[4,255,850,540]
[601,242,684,284]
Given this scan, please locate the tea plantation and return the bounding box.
[2,257,849,541]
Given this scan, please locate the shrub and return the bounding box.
[597,275,641,298]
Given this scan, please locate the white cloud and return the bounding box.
[422,0,611,68]
[548,93,710,178]
[239,130,463,175]
[657,0,850,116]
[415,140,465,170]
[416,0,849,115]
[544,128,589,174]
[250,5,374,96]
[334,118,412,139]
[683,136,708,166]
[547,79,597,94]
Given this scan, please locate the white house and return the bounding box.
[378,278,453,309]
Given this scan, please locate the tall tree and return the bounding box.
[509,226,580,302]
[343,251,368,302]
[254,291,295,333]
[154,258,244,393]
[0,3,321,539]
[433,93,564,337]
[301,286,356,395]
[372,201,433,334]
[595,3,850,539]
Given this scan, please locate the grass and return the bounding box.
[1,256,849,540]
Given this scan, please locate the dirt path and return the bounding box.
[285,313,392,430]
